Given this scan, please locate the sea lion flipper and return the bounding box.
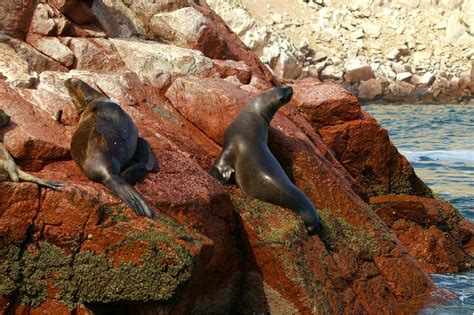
[103,175,155,219]
[135,137,157,172]
[17,170,64,190]
[120,163,148,185]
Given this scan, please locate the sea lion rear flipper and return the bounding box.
[209,164,234,184]
[120,163,148,185]
[17,170,64,190]
[103,175,155,219]
[135,137,157,172]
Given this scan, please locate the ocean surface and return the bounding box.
[364,104,473,314]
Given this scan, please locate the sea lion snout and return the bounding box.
[276,86,293,105]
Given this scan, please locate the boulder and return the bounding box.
[29,3,70,36]
[0,81,70,168]
[61,37,127,72]
[411,72,435,86]
[110,38,218,89]
[0,0,36,38]
[25,34,74,68]
[461,0,474,35]
[358,78,383,100]
[344,59,375,83]
[371,195,473,273]
[0,34,68,73]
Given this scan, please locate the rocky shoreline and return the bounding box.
[209,0,474,104]
[0,0,473,313]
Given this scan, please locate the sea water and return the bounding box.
[364,104,474,314]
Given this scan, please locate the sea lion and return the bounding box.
[0,110,62,189]
[65,78,157,218]
[209,86,322,235]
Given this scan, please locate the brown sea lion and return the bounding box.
[209,86,322,235]
[65,78,157,218]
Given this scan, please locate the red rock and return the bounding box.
[190,0,277,84]
[0,0,36,39]
[29,3,70,36]
[290,78,432,197]
[61,37,127,71]
[50,0,98,25]
[0,81,70,168]
[385,81,417,102]
[212,59,252,84]
[371,195,473,273]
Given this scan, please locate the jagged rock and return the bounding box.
[386,81,417,101]
[358,78,383,100]
[386,48,401,60]
[412,51,432,67]
[362,22,381,38]
[25,34,74,68]
[392,63,412,74]
[344,59,375,83]
[0,43,37,88]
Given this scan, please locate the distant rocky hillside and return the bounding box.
[209,0,474,103]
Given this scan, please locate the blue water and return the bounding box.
[364,104,474,314]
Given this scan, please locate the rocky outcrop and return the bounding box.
[208,0,473,104]
[0,1,471,314]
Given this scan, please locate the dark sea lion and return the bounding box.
[65,78,157,218]
[209,86,323,235]
[0,110,62,189]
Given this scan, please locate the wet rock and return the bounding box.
[344,59,375,83]
[371,195,474,273]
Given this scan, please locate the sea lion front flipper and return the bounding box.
[209,147,235,184]
[17,170,64,190]
[103,174,155,219]
[120,163,148,185]
[135,137,157,172]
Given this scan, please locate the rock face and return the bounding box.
[0,1,471,314]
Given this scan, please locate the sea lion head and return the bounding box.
[251,86,293,122]
[0,109,10,127]
[65,78,106,113]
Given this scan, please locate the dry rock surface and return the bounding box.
[0,0,472,314]
[209,0,474,103]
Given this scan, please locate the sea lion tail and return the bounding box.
[104,175,155,219]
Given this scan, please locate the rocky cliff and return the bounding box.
[0,0,473,314]
[208,0,474,104]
